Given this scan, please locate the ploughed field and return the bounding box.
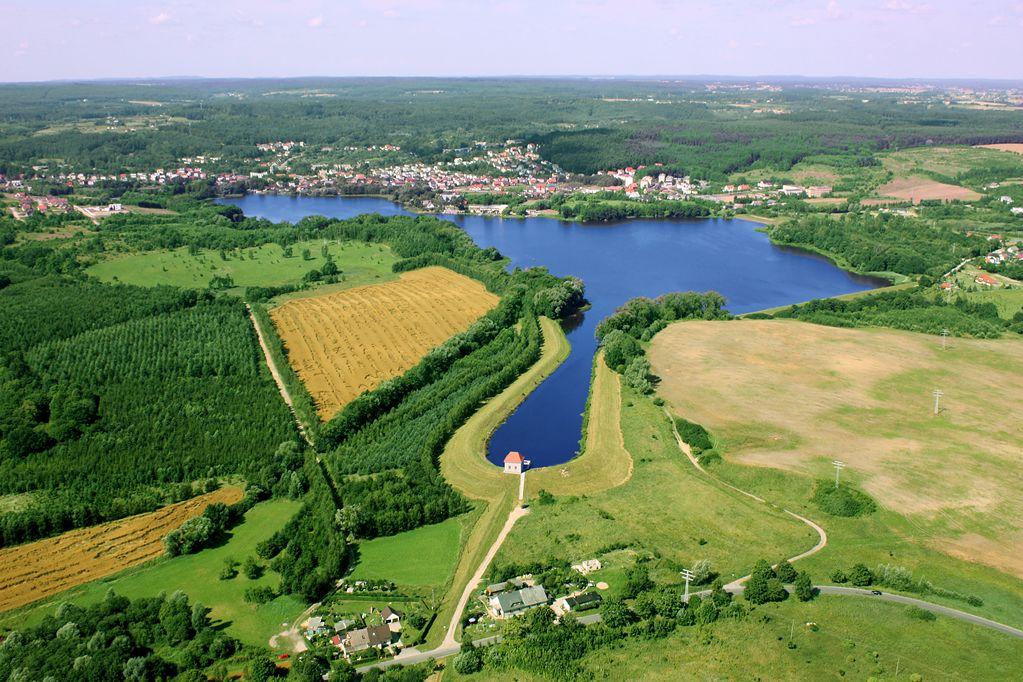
[649,319,1023,578]
[270,266,499,420]
[0,486,242,612]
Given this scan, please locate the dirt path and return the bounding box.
[247,304,312,446]
[441,505,529,650]
[269,599,320,652]
[664,408,828,588]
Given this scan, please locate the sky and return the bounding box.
[2,0,1022,83]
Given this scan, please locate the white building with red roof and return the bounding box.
[504,451,529,475]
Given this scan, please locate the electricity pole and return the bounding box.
[680,569,694,605]
[940,328,950,350]
[932,389,944,415]
[832,460,845,488]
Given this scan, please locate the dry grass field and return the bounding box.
[649,320,1023,577]
[978,143,1023,155]
[0,486,242,612]
[875,176,982,203]
[270,267,499,420]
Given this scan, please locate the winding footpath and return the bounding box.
[664,408,827,588]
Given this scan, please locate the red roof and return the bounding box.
[504,451,524,464]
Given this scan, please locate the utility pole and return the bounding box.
[932,389,944,416]
[680,569,694,605]
[940,328,950,350]
[832,460,845,488]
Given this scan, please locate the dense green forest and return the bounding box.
[767,288,1021,337]
[769,214,990,276]
[2,79,1023,180]
[0,279,297,547]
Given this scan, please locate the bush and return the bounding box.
[849,563,873,587]
[794,572,815,601]
[452,645,484,675]
[673,418,712,453]
[906,605,937,622]
[775,559,798,583]
[830,569,848,584]
[744,560,787,604]
[812,482,877,517]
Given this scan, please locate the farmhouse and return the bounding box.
[975,273,999,287]
[490,585,549,618]
[340,624,395,658]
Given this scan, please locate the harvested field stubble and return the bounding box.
[270,267,499,420]
[0,486,243,612]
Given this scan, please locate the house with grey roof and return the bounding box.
[490,585,549,618]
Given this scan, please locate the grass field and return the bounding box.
[271,266,499,420]
[495,381,815,586]
[87,239,397,291]
[0,498,304,646]
[444,596,1023,681]
[649,319,1023,581]
[350,516,464,592]
[0,486,242,613]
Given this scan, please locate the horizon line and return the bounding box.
[2,73,1023,87]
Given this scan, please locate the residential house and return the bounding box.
[490,585,549,618]
[381,606,403,631]
[556,592,603,614]
[975,273,999,287]
[340,624,395,658]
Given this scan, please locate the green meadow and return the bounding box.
[350,516,465,593]
[0,499,304,647]
[87,239,397,291]
[447,596,1023,681]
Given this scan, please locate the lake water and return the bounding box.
[221,195,884,468]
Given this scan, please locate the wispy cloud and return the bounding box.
[307,15,324,28]
[150,11,171,25]
[882,0,933,14]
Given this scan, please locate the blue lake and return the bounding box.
[221,195,884,468]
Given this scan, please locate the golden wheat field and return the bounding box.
[0,486,243,612]
[270,266,499,420]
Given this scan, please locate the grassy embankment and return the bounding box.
[650,318,1023,628]
[444,596,1023,681]
[0,498,304,647]
[87,239,397,294]
[435,317,638,645]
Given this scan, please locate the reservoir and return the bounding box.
[222,195,884,468]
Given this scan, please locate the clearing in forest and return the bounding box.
[649,320,1023,578]
[0,486,242,613]
[270,266,499,420]
[875,176,981,203]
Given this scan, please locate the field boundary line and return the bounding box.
[247,303,313,446]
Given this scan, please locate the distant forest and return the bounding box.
[1,79,1022,179]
